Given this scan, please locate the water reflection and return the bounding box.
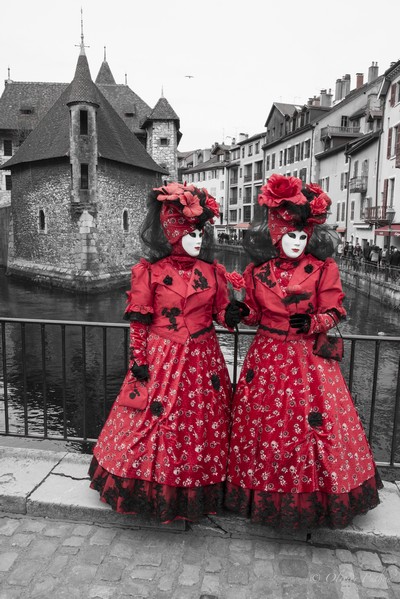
[1,256,400,465]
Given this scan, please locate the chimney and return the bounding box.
[342,74,351,97]
[238,133,248,142]
[319,89,332,107]
[356,73,364,88]
[368,62,379,83]
[335,78,343,102]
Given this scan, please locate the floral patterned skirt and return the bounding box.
[225,332,383,529]
[89,457,224,523]
[89,330,231,522]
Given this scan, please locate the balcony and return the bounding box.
[230,178,238,186]
[254,171,263,181]
[349,176,368,193]
[363,206,391,224]
[320,125,362,140]
[243,174,252,182]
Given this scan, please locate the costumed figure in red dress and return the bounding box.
[225,173,382,529]
[89,182,244,523]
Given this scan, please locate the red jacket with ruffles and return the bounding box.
[242,255,346,339]
[125,257,231,347]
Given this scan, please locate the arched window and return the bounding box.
[39,209,46,232]
[123,210,129,232]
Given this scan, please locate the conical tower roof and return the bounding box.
[142,96,180,127]
[95,48,116,85]
[2,48,167,174]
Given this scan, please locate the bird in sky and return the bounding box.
[185,75,194,79]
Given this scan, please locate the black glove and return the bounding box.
[130,363,150,381]
[225,300,250,327]
[289,313,311,334]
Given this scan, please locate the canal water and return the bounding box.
[1,251,400,469]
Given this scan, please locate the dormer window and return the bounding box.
[125,112,135,118]
[20,107,34,115]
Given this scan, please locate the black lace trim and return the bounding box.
[123,311,153,324]
[256,263,276,288]
[161,307,181,331]
[224,470,383,530]
[259,324,287,335]
[89,457,225,523]
[192,268,210,291]
[191,324,214,339]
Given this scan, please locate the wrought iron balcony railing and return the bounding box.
[320,125,362,139]
[349,175,368,193]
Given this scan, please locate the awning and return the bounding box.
[234,223,250,229]
[336,228,346,233]
[375,224,400,237]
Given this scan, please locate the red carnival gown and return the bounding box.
[89,255,232,522]
[225,254,382,529]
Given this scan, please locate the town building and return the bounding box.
[373,59,400,249]
[0,40,177,290]
[180,143,230,237]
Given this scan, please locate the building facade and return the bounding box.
[1,44,168,290]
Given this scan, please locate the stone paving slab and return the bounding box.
[1,446,400,552]
[311,482,400,553]
[0,446,66,514]
[1,512,400,599]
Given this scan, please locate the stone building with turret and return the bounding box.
[0,41,179,290]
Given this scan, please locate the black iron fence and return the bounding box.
[1,317,400,473]
[340,256,400,283]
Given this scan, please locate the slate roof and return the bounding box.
[97,82,151,135]
[95,60,116,85]
[264,102,302,128]
[0,81,67,130]
[142,97,180,126]
[2,51,167,174]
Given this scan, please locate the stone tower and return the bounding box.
[142,94,182,182]
[1,39,167,291]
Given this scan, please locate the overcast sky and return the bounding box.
[2,0,400,151]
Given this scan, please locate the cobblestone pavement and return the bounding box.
[1,513,400,599]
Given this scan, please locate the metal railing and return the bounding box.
[1,316,400,472]
[339,255,400,283]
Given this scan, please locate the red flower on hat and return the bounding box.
[180,190,203,218]
[155,182,196,202]
[203,190,220,218]
[310,192,331,215]
[258,174,305,208]
[306,182,324,197]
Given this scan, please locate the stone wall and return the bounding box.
[339,266,400,310]
[6,159,162,291]
[0,205,10,266]
[147,121,177,181]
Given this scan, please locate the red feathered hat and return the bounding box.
[258,174,331,245]
[154,182,220,244]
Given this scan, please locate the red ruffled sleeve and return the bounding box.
[124,258,154,319]
[316,258,346,319]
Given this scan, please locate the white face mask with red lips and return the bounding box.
[281,230,308,259]
[181,229,203,257]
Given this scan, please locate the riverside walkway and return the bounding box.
[0,443,400,598]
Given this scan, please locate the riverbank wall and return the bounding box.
[339,265,400,311]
